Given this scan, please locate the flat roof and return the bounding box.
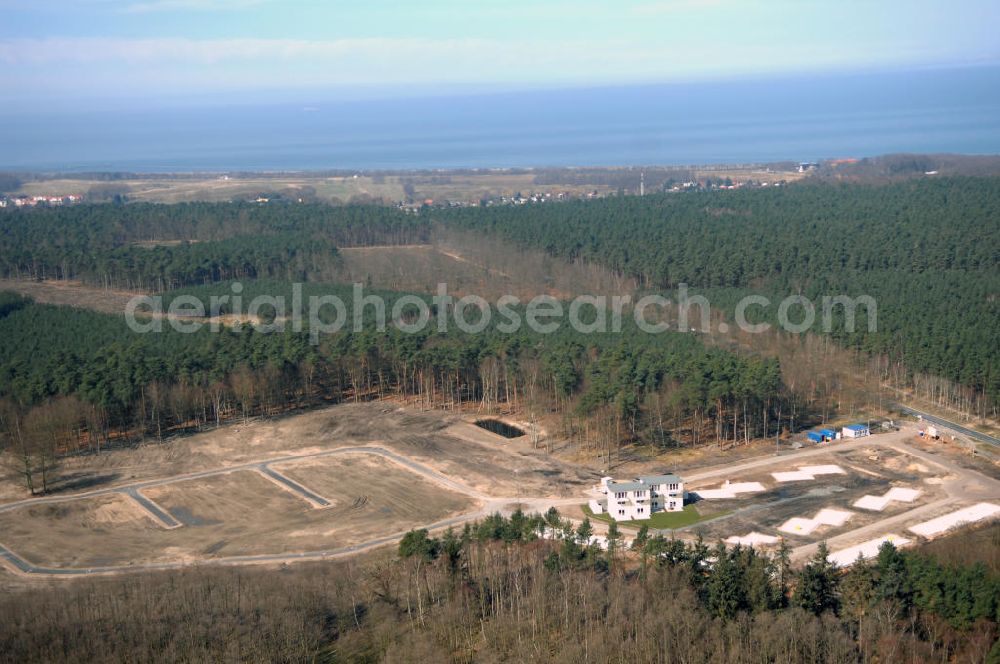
[844,424,869,430]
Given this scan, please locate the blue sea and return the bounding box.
[3,66,1000,172]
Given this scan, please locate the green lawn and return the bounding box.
[582,503,727,530]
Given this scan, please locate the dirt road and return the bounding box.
[2,425,997,577]
[0,443,562,577]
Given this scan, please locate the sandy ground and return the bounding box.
[0,403,591,505]
[0,279,139,315]
[613,446,946,550]
[1,230,630,318]
[0,278,261,326]
[905,434,1000,480]
[1,404,998,577]
[575,430,1000,564]
[0,456,476,568]
[0,402,595,570]
[0,494,164,567]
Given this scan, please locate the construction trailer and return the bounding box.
[842,424,870,438]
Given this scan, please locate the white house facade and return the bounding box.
[589,474,685,521]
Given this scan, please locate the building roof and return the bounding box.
[819,428,837,435]
[607,480,645,492]
[844,424,869,431]
[638,474,682,485]
[607,474,682,493]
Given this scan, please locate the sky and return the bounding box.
[1,0,998,107]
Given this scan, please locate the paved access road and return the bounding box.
[792,431,1000,562]
[122,487,182,528]
[677,425,1000,562]
[3,427,997,577]
[0,507,498,576]
[896,404,1000,448]
[565,425,1000,563]
[0,445,493,516]
[0,444,515,577]
[256,465,331,507]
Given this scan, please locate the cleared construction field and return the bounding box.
[0,231,633,328]
[0,403,592,572]
[0,493,163,568]
[273,453,473,530]
[0,458,476,569]
[0,403,596,506]
[3,401,995,577]
[0,279,139,315]
[687,447,946,547]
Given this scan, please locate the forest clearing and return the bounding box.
[0,400,996,578]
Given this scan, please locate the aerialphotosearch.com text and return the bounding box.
[125,282,876,345]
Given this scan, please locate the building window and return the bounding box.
[618,509,625,516]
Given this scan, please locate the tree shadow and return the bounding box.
[46,472,122,494]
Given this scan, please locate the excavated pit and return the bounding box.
[474,419,525,439]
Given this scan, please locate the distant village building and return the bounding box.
[8,193,83,207]
[589,474,685,521]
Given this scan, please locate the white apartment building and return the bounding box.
[589,473,685,521]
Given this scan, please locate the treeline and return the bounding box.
[818,154,1000,180]
[409,510,999,636]
[0,201,428,288]
[1,510,996,663]
[0,285,787,491]
[434,177,1000,411]
[69,233,341,292]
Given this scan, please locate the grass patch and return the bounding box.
[582,503,728,530]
